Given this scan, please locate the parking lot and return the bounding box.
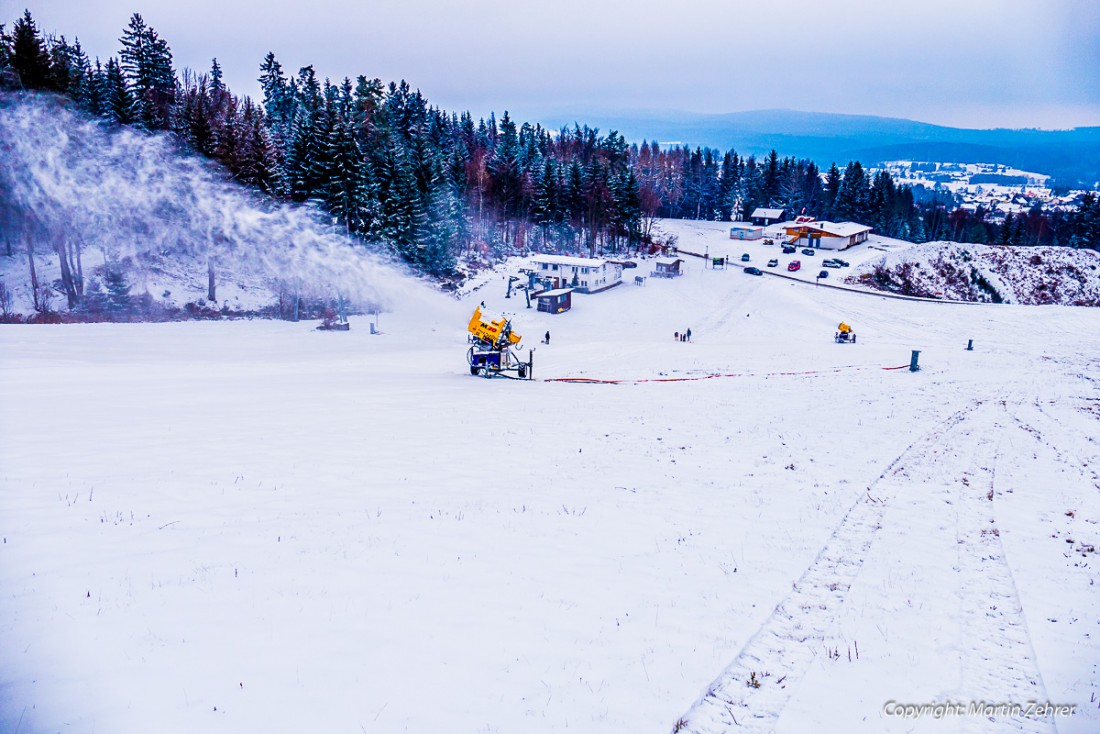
[656,218,919,287]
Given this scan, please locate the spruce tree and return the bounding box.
[763,149,780,206]
[834,162,869,222]
[320,113,369,235]
[9,10,52,90]
[716,152,736,221]
[823,163,841,219]
[236,99,278,192]
[0,23,10,83]
[1068,192,1099,249]
[86,57,107,116]
[118,13,175,130]
[102,57,134,124]
[104,266,131,319]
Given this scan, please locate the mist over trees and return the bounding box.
[0,8,1095,298]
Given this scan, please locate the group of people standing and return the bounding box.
[674,328,692,342]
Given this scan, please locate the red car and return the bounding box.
[787,260,801,272]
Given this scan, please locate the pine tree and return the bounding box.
[0,23,10,84]
[531,160,557,242]
[799,161,823,217]
[614,170,642,248]
[489,111,522,223]
[67,39,93,107]
[118,13,175,130]
[1068,192,1100,249]
[104,266,131,319]
[868,170,897,235]
[319,112,369,235]
[257,51,294,170]
[236,98,278,192]
[48,36,91,100]
[210,57,223,92]
[85,57,107,116]
[102,57,134,124]
[996,213,1015,246]
[375,136,419,258]
[285,108,319,201]
[823,163,841,219]
[9,10,52,90]
[763,149,780,206]
[716,152,736,221]
[834,162,869,222]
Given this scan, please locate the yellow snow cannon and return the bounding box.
[468,306,522,349]
[835,322,857,344]
[466,306,533,379]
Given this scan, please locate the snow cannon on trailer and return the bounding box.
[466,306,534,379]
[835,322,857,344]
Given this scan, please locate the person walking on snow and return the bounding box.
[686,328,692,342]
[545,330,550,345]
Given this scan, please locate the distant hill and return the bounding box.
[536,109,1100,188]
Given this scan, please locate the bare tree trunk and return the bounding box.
[207,260,216,303]
[54,238,78,309]
[70,238,84,297]
[25,233,41,312]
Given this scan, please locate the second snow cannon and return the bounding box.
[834,322,857,344]
[466,306,534,379]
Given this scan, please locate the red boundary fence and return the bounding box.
[545,363,912,385]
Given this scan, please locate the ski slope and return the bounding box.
[1,252,1098,734]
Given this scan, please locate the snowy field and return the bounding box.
[2,258,1099,734]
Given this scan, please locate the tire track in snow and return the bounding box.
[675,401,1055,733]
[674,403,980,733]
[952,409,1052,734]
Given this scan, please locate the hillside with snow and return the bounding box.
[2,249,1099,734]
[851,241,1100,305]
[0,94,422,322]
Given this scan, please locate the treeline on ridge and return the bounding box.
[1,9,1097,285]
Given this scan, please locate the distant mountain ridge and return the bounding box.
[536,109,1100,188]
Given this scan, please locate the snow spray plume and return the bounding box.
[0,92,435,313]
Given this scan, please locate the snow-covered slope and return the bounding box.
[851,241,1100,305]
[2,254,1098,734]
[0,93,424,320]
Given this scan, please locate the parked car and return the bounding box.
[787,260,801,272]
[834,259,850,267]
[767,258,779,267]
[818,270,828,279]
[801,248,816,256]
[782,245,796,254]
[763,238,775,246]
[741,253,751,262]
[743,266,762,276]
[823,260,841,268]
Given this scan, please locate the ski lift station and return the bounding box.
[530,255,623,293]
[536,288,573,314]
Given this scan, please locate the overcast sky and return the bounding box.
[5,0,1098,130]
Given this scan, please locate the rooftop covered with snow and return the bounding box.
[531,254,606,267]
